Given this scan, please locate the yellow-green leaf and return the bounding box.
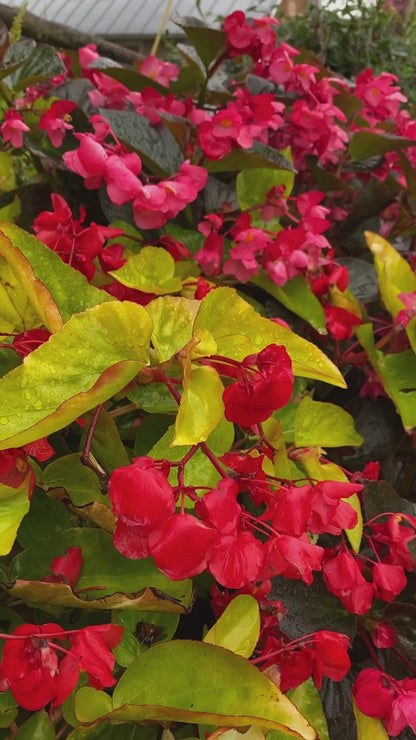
[365,231,416,318]
[0,302,152,449]
[110,246,182,295]
[173,365,224,446]
[111,640,317,738]
[146,296,199,362]
[194,287,346,388]
[0,473,32,556]
[0,222,111,324]
[204,594,260,658]
[357,323,416,431]
[352,698,389,740]
[295,396,363,447]
[0,229,62,334]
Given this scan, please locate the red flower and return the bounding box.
[372,562,407,602]
[311,631,350,689]
[0,623,66,710]
[324,305,362,340]
[323,551,374,614]
[0,622,123,711]
[33,193,123,279]
[223,344,294,427]
[148,513,217,579]
[208,531,264,588]
[109,458,176,528]
[46,547,84,587]
[39,100,77,147]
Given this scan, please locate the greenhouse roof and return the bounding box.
[8,0,278,37]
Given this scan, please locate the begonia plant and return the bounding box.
[0,6,414,739]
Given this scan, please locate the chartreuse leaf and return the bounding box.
[352,698,388,740]
[8,528,192,612]
[357,323,416,431]
[268,679,329,740]
[365,231,416,317]
[0,222,111,323]
[203,595,260,658]
[251,273,327,334]
[0,690,17,729]
[75,688,113,724]
[173,365,225,446]
[0,460,33,555]
[14,710,55,740]
[0,152,16,192]
[146,296,199,362]
[295,396,363,447]
[0,228,61,334]
[110,640,317,738]
[0,301,152,449]
[296,447,362,553]
[110,247,182,295]
[194,287,345,388]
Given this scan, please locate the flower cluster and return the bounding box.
[0,622,123,710]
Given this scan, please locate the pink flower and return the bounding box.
[140,55,179,87]
[1,110,30,147]
[39,100,77,147]
[63,134,107,189]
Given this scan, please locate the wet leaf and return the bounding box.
[194,287,346,387]
[0,301,152,449]
[113,610,179,666]
[0,222,110,323]
[110,247,182,295]
[99,110,183,176]
[146,296,199,363]
[365,231,416,318]
[252,274,327,333]
[295,396,363,447]
[173,366,224,446]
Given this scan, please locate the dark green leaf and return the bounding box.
[172,15,227,68]
[349,131,416,162]
[205,142,295,173]
[271,575,356,640]
[14,711,55,740]
[99,110,183,176]
[16,489,78,549]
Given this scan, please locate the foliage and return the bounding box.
[277,0,416,104]
[0,7,414,740]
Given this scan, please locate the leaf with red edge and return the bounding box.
[0,301,152,450]
[109,640,317,738]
